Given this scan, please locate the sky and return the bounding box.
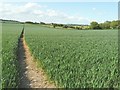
[1,0,119,2]
[0,1,118,24]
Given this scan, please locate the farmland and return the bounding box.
[2,23,22,88]
[1,22,119,88]
[25,24,118,88]
[1,1,119,89]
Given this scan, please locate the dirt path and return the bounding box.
[18,34,56,88]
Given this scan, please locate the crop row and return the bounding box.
[2,23,22,88]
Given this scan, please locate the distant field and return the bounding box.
[25,24,118,88]
[1,23,119,88]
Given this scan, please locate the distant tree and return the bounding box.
[53,24,56,28]
[51,23,57,28]
[76,27,80,30]
[34,22,39,24]
[40,22,45,24]
[58,24,64,27]
[104,21,111,29]
[63,25,68,28]
[25,21,34,24]
[90,21,101,29]
[110,21,118,29]
[118,20,120,29]
[99,21,111,29]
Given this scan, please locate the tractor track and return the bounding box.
[18,28,56,88]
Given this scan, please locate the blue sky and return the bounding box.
[40,2,118,21]
[2,0,119,2]
[0,2,118,24]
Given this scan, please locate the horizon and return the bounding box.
[1,18,118,25]
[0,2,118,24]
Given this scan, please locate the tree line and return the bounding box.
[90,20,120,29]
[25,20,120,30]
[42,20,120,30]
[1,19,119,30]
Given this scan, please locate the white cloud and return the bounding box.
[33,10,44,15]
[47,9,58,17]
[24,3,38,8]
[0,2,90,24]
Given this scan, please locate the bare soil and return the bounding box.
[18,36,56,88]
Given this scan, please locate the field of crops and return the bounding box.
[2,23,22,88]
[1,23,119,88]
[25,24,118,88]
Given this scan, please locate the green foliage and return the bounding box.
[25,24,118,88]
[2,23,22,88]
[90,21,101,29]
[40,22,46,24]
[98,20,120,29]
[51,23,64,28]
[110,21,118,29]
[63,25,68,28]
[25,21,34,24]
[99,21,111,29]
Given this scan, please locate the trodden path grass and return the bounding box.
[18,31,56,88]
